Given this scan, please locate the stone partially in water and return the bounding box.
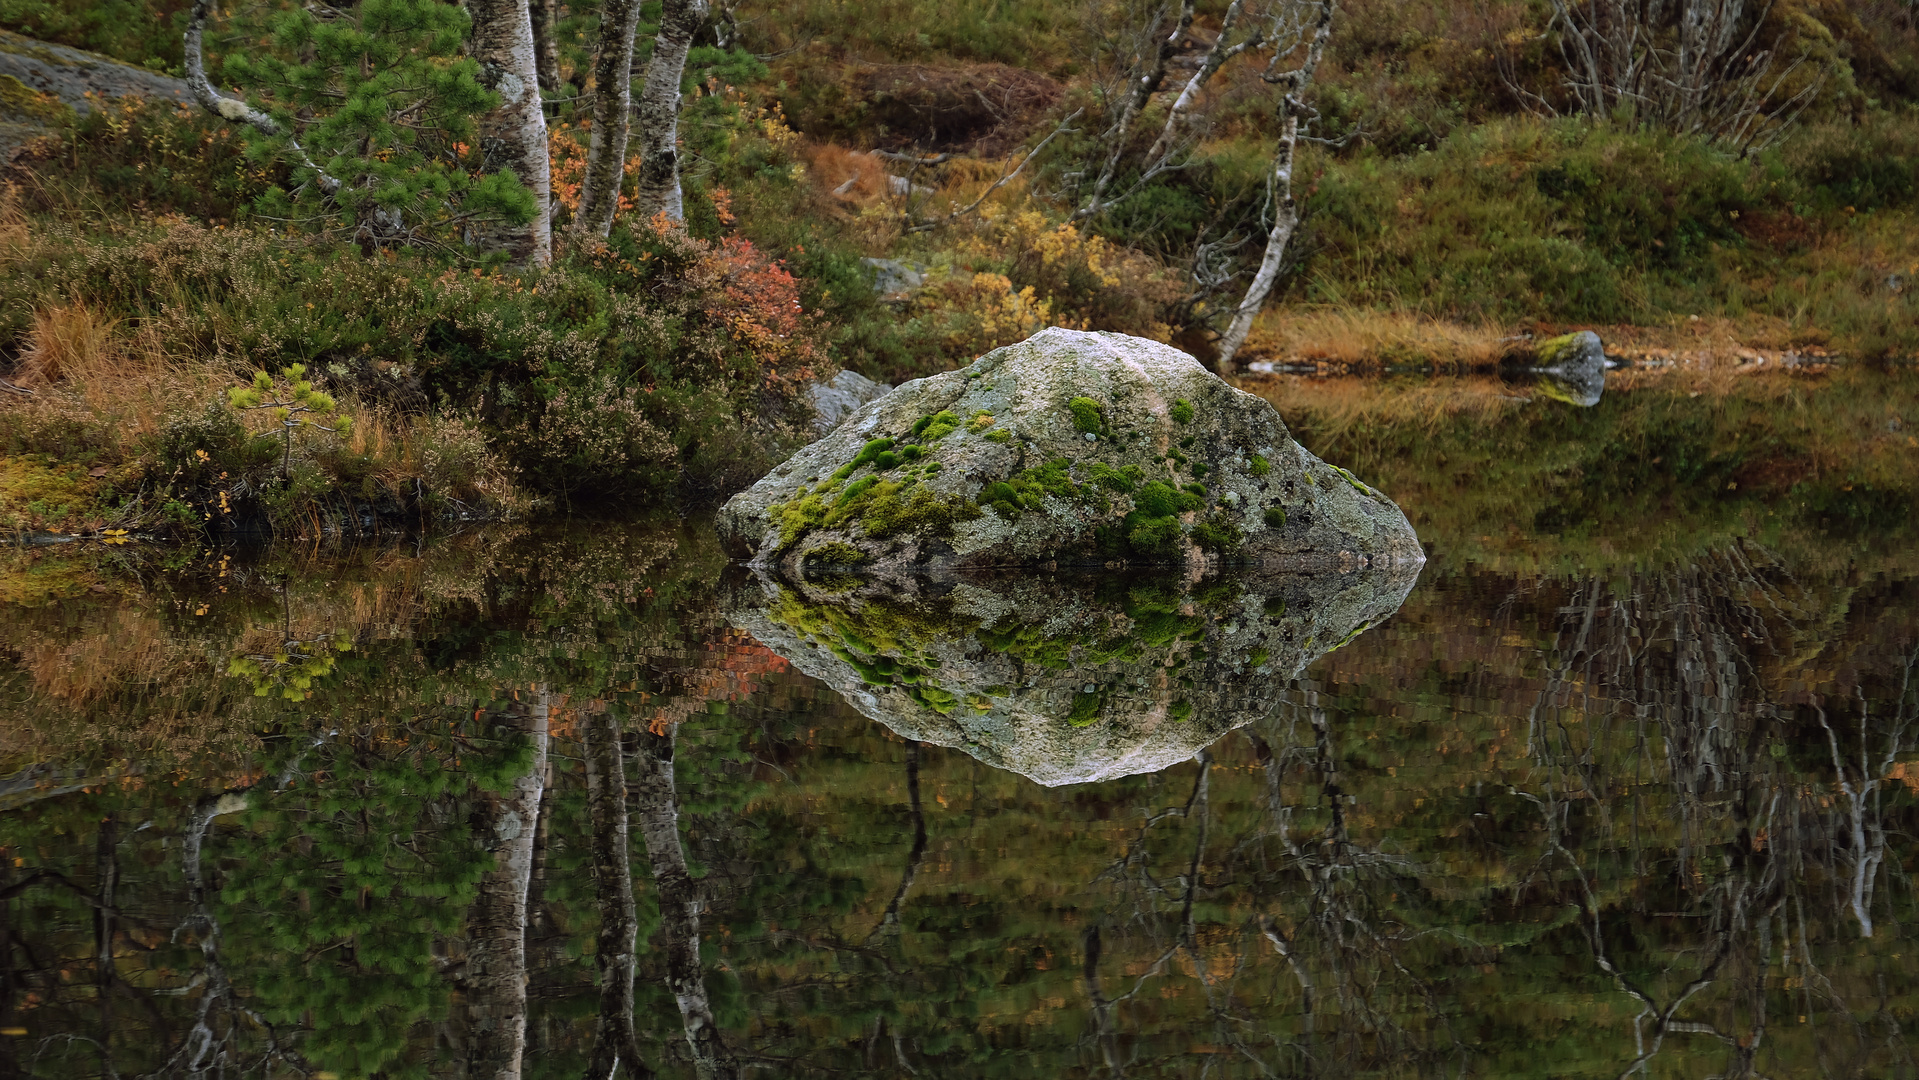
[1533,330,1607,407]
[728,561,1420,786]
[718,328,1424,573]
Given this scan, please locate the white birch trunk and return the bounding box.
[465,687,550,1080]
[1075,0,1195,220]
[469,0,554,265]
[573,0,645,237]
[1214,0,1335,373]
[632,0,709,223]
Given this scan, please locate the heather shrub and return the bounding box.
[37,99,275,222]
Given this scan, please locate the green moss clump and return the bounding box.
[772,490,831,546]
[1249,647,1269,667]
[0,74,75,125]
[1117,480,1205,556]
[1125,585,1204,646]
[1124,514,1183,554]
[804,542,869,566]
[912,411,963,441]
[924,461,943,474]
[831,437,897,481]
[1169,700,1193,722]
[978,622,1075,669]
[1067,691,1104,727]
[837,476,878,504]
[908,684,961,715]
[1191,515,1243,553]
[862,482,983,539]
[1069,396,1106,435]
[1330,465,1375,498]
[1250,454,1271,476]
[1134,481,1203,517]
[1171,399,1195,424]
[980,459,1098,519]
[1262,594,1287,617]
[968,411,996,433]
[984,429,1011,443]
[1087,462,1143,494]
[1263,506,1287,528]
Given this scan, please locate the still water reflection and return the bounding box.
[1,515,1914,1078]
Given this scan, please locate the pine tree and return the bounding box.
[213,0,537,252]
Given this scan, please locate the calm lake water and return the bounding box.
[3,471,1916,1076]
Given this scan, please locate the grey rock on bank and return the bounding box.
[1532,330,1607,407]
[806,369,893,435]
[860,257,926,297]
[728,562,1418,786]
[1,31,191,161]
[719,328,1424,573]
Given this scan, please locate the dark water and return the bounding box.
[1,508,1915,1078]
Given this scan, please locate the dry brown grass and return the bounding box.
[17,302,123,386]
[0,184,26,258]
[2,300,239,450]
[1241,309,1512,369]
[804,143,897,207]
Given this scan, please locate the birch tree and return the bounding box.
[573,0,647,237]
[633,0,710,222]
[465,688,550,1080]
[632,724,738,1080]
[1544,0,1823,152]
[1069,0,1335,371]
[469,0,555,264]
[583,710,654,1079]
[1213,0,1335,372]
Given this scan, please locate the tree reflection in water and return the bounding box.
[0,521,1913,1078]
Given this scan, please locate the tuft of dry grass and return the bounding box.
[0,184,26,257]
[1240,309,1513,370]
[17,302,123,386]
[3,301,239,448]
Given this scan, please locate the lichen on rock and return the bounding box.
[718,328,1425,574]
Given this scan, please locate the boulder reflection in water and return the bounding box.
[729,560,1420,785]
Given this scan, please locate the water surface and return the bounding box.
[1,502,1915,1077]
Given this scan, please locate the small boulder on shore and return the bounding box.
[718,328,1424,573]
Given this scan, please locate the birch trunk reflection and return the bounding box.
[632,724,737,1080]
[584,709,652,1079]
[466,687,550,1080]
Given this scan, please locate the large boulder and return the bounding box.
[719,328,1423,573]
[728,561,1419,786]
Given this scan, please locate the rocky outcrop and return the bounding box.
[0,31,192,162]
[728,560,1419,786]
[719,327,1424,574]
[806,369,893,435]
